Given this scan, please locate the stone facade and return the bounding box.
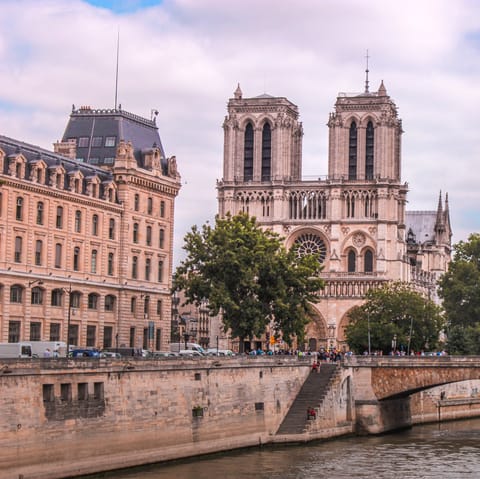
[217,82,452,351]
[0,107,180,350]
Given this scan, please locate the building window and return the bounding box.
[158,260,164,283]
[147,197,153,214]
[133,223,139,243]
[88,293,98,310]
[103,326,113,348]
[36,201,44,225]
[160,201,165,218]
[130,297,136,314]
[35,239,43,266]
[155,329,162,351]
[132,256,138,279]
[105,136,116,147]
[61,383,72,402]
[364,249,374,273]
[30,322,41,341]
[14,236,22,263]
[10,285,23,303]
[348,121,357,180]
[51,289,63,307]
[293,233,327,264]
[159,228,165,249]
[105,295,115,312]
[104,157,115,164]
[157,299,162,316]
[8,321,21,343]
[70,292,81,309]
[145,258,151,280]
[146,226,152,246]
[50,323,60,341]
[365,121,374,180]
[16,197,23,221]
[108,252,114,275]
[86,325,96,347]
[74,210,82,232]
[78,137,89,147]
[31,287,43,305]
[244,122,254,181]
[92,214,99,235]
[56,206,63,229]
[73,246,80,271]
[78,383,88,401]
[94,382,104,400]
[91,249,97,273]
[129,327,135,347]
[143,296,150,316]
[68,324,79,348]
[109,218,115,240]
[261,123,271,181]
[43,384,54,402]
[55,243,62,268]
[348,250,356,273]
[134,194,139,211]
[92,136,102,147]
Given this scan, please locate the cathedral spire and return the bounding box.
[234,83,242,100]
[364,49,370,93]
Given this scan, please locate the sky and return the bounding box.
[0,0,479,265]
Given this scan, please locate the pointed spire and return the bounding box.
[378,80,387,96]
[234,83,242,100]
[364,49,370,93]
[435,190,445,230]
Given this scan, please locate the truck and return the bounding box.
[30,341,67,358]
[170,342,206,355]
[0,342,33,358]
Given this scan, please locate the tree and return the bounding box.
[345,282,445,355]
[438,233,480,330]
[173,213,324,348]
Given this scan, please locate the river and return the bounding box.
[91,418,480,479]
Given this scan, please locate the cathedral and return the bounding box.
[217,78,452,352]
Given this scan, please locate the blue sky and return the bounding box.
[0,0,479,264]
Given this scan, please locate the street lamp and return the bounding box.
[392,334,397,355]
[62,285,72,358]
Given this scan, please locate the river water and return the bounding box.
[94,418,480,479]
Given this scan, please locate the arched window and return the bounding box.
[35,240,43,266]
[73,246,80,271]
[92,214,99,235]
[91,249,97,273]
[10,285,23,303]
[364,249,374,272]
[108,252,114,275]
[348,250,356,273]
[133,223,139,243]
[147,197,153,214]
[36,202,44,225]
[365,121,374,180]
[16,197,23,221]
[134,194,139,211]
[261,123,271,181]
[244,122,254,181]
[132,256,138,279]
[348,121,357,180]
[74,210,81,232]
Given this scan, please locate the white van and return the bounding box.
[170,342,206,355]
[0,342,33,358]
[30,341,67,358]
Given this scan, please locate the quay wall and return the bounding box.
[0,357,311,479]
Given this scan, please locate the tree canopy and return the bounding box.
[345,282,445,355]
[438,233,480,353]
[173,213,324,346]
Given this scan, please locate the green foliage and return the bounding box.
[446,324,480,355]
[173,213,324,345]
[438,233,480,330]
[345,282,445,354]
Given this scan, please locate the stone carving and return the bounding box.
[352,232,366,247]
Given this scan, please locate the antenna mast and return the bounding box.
[364,49,370,93]
[114,30,120,110]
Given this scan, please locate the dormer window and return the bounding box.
[105,136,116,147]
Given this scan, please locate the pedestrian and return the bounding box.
[43,348,51,358]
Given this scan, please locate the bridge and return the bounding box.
[343,355,480,434]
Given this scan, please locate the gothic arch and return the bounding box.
[286,227,329,266]
[304,308,328,352]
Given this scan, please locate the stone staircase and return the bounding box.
[276,362,339,435]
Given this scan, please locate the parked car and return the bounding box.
[70,349,100,358]
[178,350,204,357]
[152,351,178,358]
[206,349,235,356]
[100,351,121,359]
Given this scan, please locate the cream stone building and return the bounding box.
[0,106,180,351]
[217,80,451,352]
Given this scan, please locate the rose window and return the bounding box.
[293,233,327,263]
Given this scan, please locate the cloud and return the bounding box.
[1,0,479,264]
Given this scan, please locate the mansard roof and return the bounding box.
[61,106,167,170]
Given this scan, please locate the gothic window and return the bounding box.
[348,250,356,273]
[92,214,99,235]
[35,240,42,266]
[364,249,374,272]
[244,122,254,181]
[16,197,23,221]
[261,123,271,181]
[74,210,82,232]
[91,249,97,273]
[365,121,374,180]
[349,121,358,180]
[36,201,44,225]
[293,233,327,264]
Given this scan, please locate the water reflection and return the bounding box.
[93,419,480,479]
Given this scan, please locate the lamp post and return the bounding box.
[392,333,397,355]
[63,285,72,358]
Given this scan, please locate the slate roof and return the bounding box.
[61,106,167,169]
[405,211,437,245]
